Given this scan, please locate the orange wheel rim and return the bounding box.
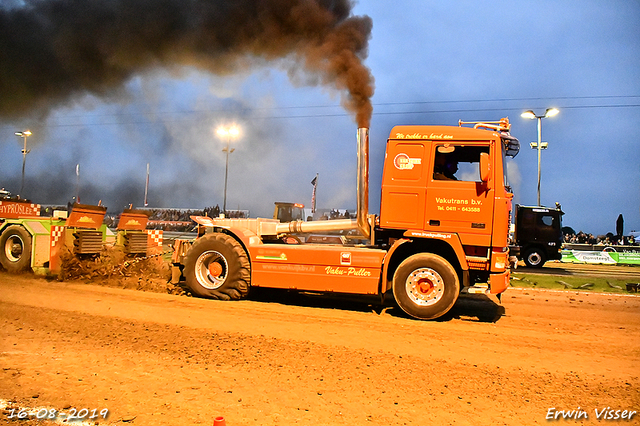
[208,261,223,277]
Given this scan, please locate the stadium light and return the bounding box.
[521,109,559,206]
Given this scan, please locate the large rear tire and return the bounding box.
[0,225,33,272]
[392,253,459,320]
[183,233,251,300]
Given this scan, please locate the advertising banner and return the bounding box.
[561,250,640,266]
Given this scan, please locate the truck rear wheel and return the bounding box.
[0,225,32,272]
[183,233,251,300]
[523,248,546,268]
[392,253,459,320]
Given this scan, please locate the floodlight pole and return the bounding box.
[222,139,234,215]
[521,109,558,206]
[15,130,32,195]
[535,116,542,206]
[217,125,239,216]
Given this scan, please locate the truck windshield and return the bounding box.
[276,205,304,222]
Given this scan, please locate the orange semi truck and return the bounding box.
[171,119,520,320]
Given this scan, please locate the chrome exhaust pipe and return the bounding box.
[277,218,358,234]
[357,127,371,239]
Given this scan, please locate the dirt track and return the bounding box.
[1,271,639,425]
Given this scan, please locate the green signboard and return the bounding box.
[561,250,640,266]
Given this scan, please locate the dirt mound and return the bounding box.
[58,246,184,295]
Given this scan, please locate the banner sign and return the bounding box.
[561,250,640,265]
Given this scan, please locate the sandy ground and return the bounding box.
[1,271,639,426]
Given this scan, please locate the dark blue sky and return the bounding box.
[1,0,638,236]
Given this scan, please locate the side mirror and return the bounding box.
[479,152,491,183]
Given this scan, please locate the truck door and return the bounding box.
[529,208,563,258]
[379,141,430,229]
[424,142,495,247]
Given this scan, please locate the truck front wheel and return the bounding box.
[523,248,546,268]
[0,225,32,272]
[392,253,459,320]
[183,233,251,300]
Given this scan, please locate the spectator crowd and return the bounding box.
[563,231,637,246]
[144,206,248,232]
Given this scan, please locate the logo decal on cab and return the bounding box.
[394,153,421,170]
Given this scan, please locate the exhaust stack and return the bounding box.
[356,127,371,239]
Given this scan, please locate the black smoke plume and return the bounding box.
[0,0,374,126]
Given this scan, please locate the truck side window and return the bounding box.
[433,145,490,182]
[540,215,554,227]
[433,151,458,180]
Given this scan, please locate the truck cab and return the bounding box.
[510,204,564,267]
[377,119,518,297]
[273,202,306,222]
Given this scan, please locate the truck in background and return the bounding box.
[273,202,306,223]
[509,204,564,268]
[171,119,520,320]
